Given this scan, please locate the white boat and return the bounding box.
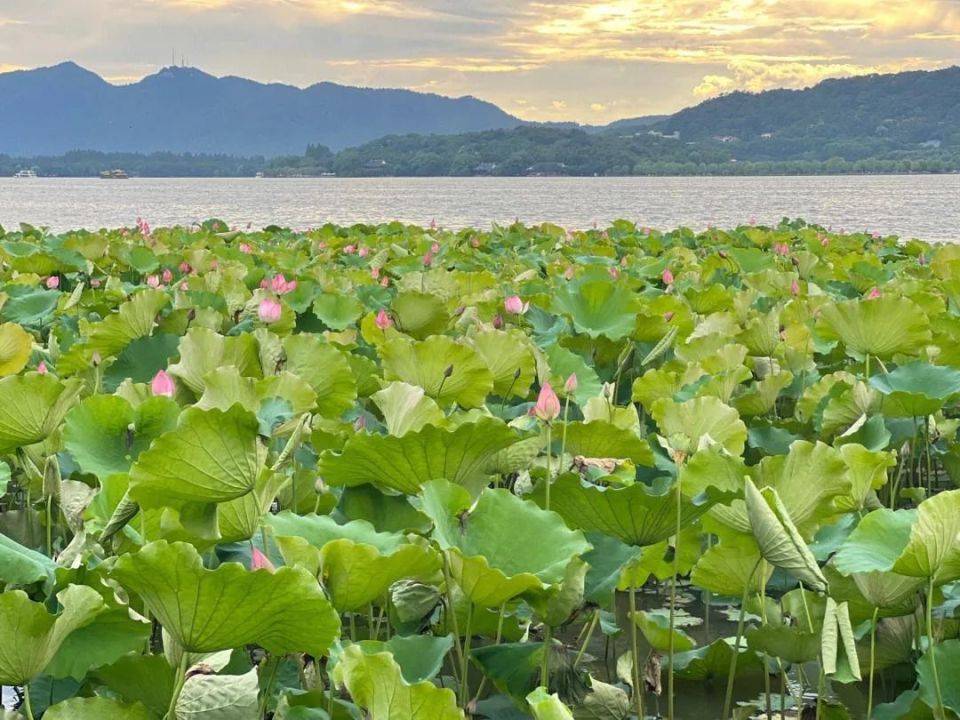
[13,169,37,178]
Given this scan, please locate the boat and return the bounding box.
[13,169,37,178]
[255,171,264,178]
[99,169,129,179]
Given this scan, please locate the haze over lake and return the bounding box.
[1,174,957,241]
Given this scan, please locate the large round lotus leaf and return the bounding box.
[111,540,340,656]
[0,584,104,685]
[370,381,445,437]
[102,332,181,392]
[281,334,357,418]
[168,326,262,395]
[470,641,545,702]
[559,421,654,465]
[836,444,896,513]
[390,290,450,339]
[217,469,286,543]
[64,394,179,479]
[745,625,820,664]
[892,489,960,584]
[534,474,735,547]
[551,278,639,340]
[175,668,260,719]
[690,531,772,597]
[544,344,603,405]
[817,296,931,360]
[833,508,915,575]
[471,329,536,398]
[267,511,406,554]
[0,322,32,376]
[0,373,82,453]
[352,634,454,684]
[94,654,175,717]
[128,404,266,507]
[631,609,696,653]
[333,643,463,720]
[918,639,960,717]
[0,286,60,327]
[743,478,828,592]
[0,532,56,586]
[312,292,363,331]
[380,335,493,408]
[869,361,960,416]
[320,418,518,496]
[44,697,153,720]
[194,365,260,412]
[673,637,764,681]
[45,607,151,681]
[650,396,747,456]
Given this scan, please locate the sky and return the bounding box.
[0,0,958,123]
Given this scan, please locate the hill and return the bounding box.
[0,62,521,156]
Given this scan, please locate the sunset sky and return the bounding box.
[1,0,958,122]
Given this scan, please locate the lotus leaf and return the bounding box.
[818,296,931,360]
[44,697,153,720]
[650,396,747,455]
[380,335,493,408]
[0,373,82,453]
[869,362,960,416]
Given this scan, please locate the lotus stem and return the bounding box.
[666,473,682,720]
[544,423,552,510]
[867,606,879,720]
[472,603,507,704]
[629,586,645,720]
[540,623,551,691]
[864,353,870,380]
[926,576,945,720]
[460,602,474,705]
[165,650,190,720]
[559,396,570,468]
[22,684,34,720]
[798,589,824,720]
[574,608,600,668]
[723,558,760,720]
[441,556,465,687]
[258,656,280,718]
[45,493,53,557]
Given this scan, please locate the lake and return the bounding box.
[0,175,957,240]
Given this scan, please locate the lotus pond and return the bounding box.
[1,218,959,720]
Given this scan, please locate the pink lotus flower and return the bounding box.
[791,279,800,296]
[151,369,175,397]
[250,547,275,572]
[37,361,47,375]
[530,382,561,422]
[258,297,283,323]
[430,219,437,230]
[264,274,297,295]
[358,247,369,258]
[179,262,192,274]
[371,266,381,279]
[564,373,578,394]
[423,252,433,267]
[504,295,527,315]
[867,287,881,300]
[821,237,830,247]
[749,215,757,225]
[431,242,440,254]
[210,259,219,269]
[343,244,356,255]
[354,415,367,431]
[375,309,392,330]
[146,275,160,288]
[45,276,60,289]
[162,268,173,283]
[136,217,151,236]
[239,243,252,254]
[380,277,390,287]
[90,278,101,288]
[662,268,674,285]
[774,242,789,256]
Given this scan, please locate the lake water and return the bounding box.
[0,175,957,241]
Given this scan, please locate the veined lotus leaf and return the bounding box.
[673,638,764,681]
[737,309,781,356]
[111,540,340,655]
[313,293,363,331]
[743,478,828,592]
[45,606,151,681]
[194,366,260,411]
[267,511,405,553]
[820,597,861,680]
[583,532,642,605]
[175,668,260,720]
[471,329,536,398]
[351,634,454,684]
[380,335,493,408]
[734,371,794,417]
[0,584,104,685]
[745,625,820,664]
[0,373,83,454]
[336,485,431,534]
[391,290,450,339]
[918,639,960,717]
[836,444,895,512]
[471,641,545,702]
[581,396,640,431]
[0,322,32,376]
[892,489,960,584]
[217,469,287,542]
[631,609,696,653]
[650,396,747,456]
[0,532,56,585]
[63,394,179,478]
[320,418,518,496]
[94,654,175,717]
[849,569,922,614]
[333,643,463,720]
[529,556,589,627]
[422,481,591,607]
[102,332,182,393]
[526,687,575,720]
[869,361,960,417]
[543,344,602,405]
[44,697,153,720]
[632,367,684,409]
[534,474,735,547]
[0,286,60,327]
[817,296,931,360]
[550,279,638,340]
[168,326,261,395]
[832,508,915,575]
[560,421,654,466]
[690,532,772,597]
[128,404,265,507]
[578,677,630,719]
[371,381,445,436]
[281,334,357,418]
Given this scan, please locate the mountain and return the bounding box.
[0,62,521,156]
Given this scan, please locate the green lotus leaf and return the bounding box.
[168,326,261,395]
[102,332,182,393]
[743,478,828,592]
[313,293,363,331]
[282,334,357,418]
[0,532,56,586]
[0,286,60,327]
[44,697,153,720]
[869,361,960,416]
[836,444,895,513]
[690,532,772,597]
[371,381,445,436]
[0,373,83,454]
[471,642,545,702]
[391,290,450,339]
[471,329,536,398]
[873,690,935,720]
[535,474,735,547]
[333,643,463,720]
[176,667,260,720]
[673,638,764,681]
[352,634,454,684]
[0,322,32,376]
[128,404,265,507]
[217,468,286,542]
[745,625,820,664]
[650,396,747,456]
[95,654,175,717]
[631,609,696,653]
[336,484,431,534]
[64,394,179,478]
[559,421,654,466]
[577,677,630,720]
[194,366,260,411]
[892,489,960,584]
[423,481,591,607]
[551,278,638,340]
[320,418,518,496]
[817,296,931,360]
[0,584,104,685]
[380,335,493,408]
[111,540,340,655]
[45,606,152,681]
[544,344,603,405]
[918,639,960,717]
[526,687,575,720]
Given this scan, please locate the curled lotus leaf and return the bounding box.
[281,334,357,418]
[0,373,83,453]
[650,396,747,456]
[559,421,655,466]
[0,322,32,376]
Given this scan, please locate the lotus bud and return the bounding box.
[431,242,440,254]
[564,266,574,280]
[380,277,390,287]
[37,361,47,375]
[161,268,173,283]
[45,275,60,289]
[663,311,674,322]
[258,297,283,323]
[774,242,789,256]
[504,295,525,315]
[919,255,927,266]
[371,266,381,279]
[530,382,561,423]
[179,262,192,273]
[375,309,393,330]
[443,364,454,378]
[790,279,800,296]
[358,247,369,257]
[180,282,189,291]
[151,369,175,397]
[492,313,503,329]
[92,351,102,367]
[239,243,252,254]
[608,266,620,280]
[343,244,356,254]
[354,416,366,431]
[662,268,674,285]
[422,252,433,267]
[749,215,757,225]
[867,287,881,300]
[146,275,160,288]
[471,237,480,248]
[454,305,465,316]
[564,373,578,394]
[250,547,275,572]
[210,259,219,269]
